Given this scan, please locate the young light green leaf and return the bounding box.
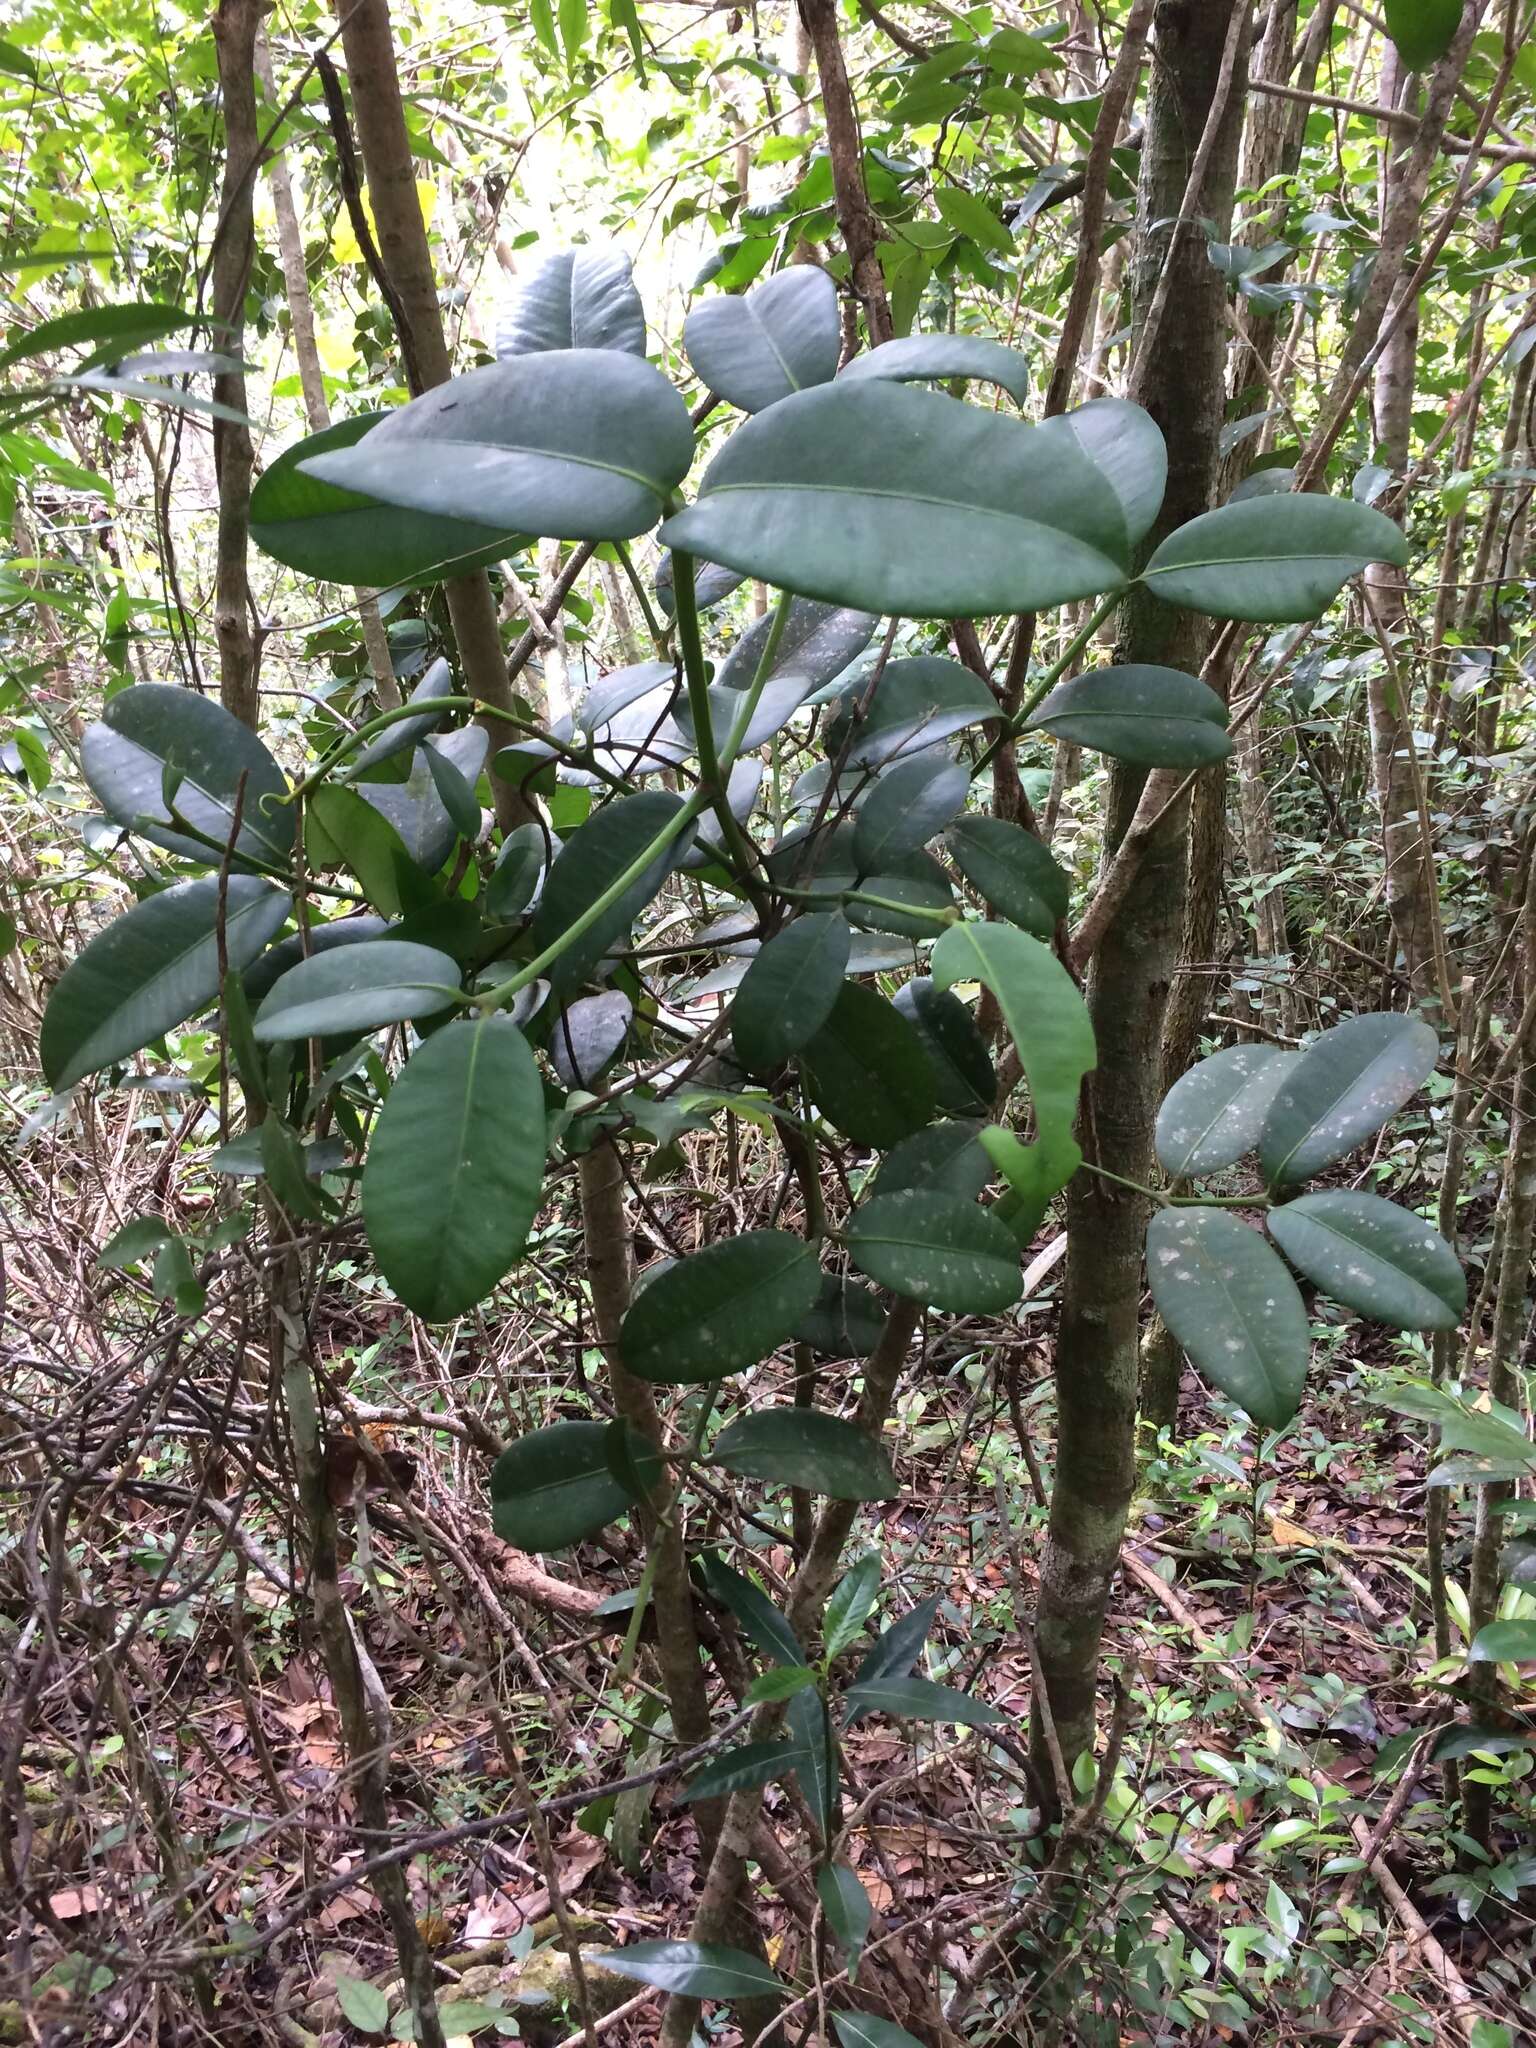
[944,817,1070,937]
[1259,1011,1438,1190]
[846,1189,1021,1314]
[1146,1206,1311,1429]
[302,350,694,543]
[620,1231,821,1382]
[81,683,294,867]
[684,264,840,413]
[361,1013,545,1321]
[1141,495,1409,623]
[710,1410,897,1500]
[1155,1043,1293,1177]
[253,941,460,1041]
[746,1663,819,1704]
[490,1420,664,1550]
[591,1942,786,2001]
[731,912,851,1073]
[41,877,290,1091]
[1267,1192,1465,1331]
[1022,664,1231,767]
[1384,0,1461,69]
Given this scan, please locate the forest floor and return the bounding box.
[2,1105,1533,2048]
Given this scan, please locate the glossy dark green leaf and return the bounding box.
[932,921,1094,1241]
[655,551,746,615]
[1146,1206,1311,1429]
[711,1409,896,1499]
[846,854,956,943]
[833,2012,926,2048]
[847,1189,1021,1313]
[787,1683,840,1835]
[849,1595,942,1723]
[250,414,527,587]
[696,1552,806,1666]
[531,791,696,1000]
[1154,1044,1293,1177]
[591,1942,785,2001]
[871,1121,992,1201]
[944,816,1070,936]
[490,1419,663,1549]
[681,1741,803,1804]
[81,683,294,867]
[496,244,646,357]
[302,351,695,544]
[486,823,545,920]
[1142,495,1409,624]
[41,877,290,1091]
[796,1274,888,1357]
[358,730,488,875]
[829,657,997,768]
[361,1013,545,1320]
[716,598,878,695]
[1468,1620,1536,1664]
[345,660,456,775]
[550,991,633,1088]
[840,332,1029,405]
[1268,1192,1464,1331]
[1384,0,1461,69]
[801,982,938,1148]
[684,264,840,413]
[892,977,994,1116]
[253,940,461,1041]
[732,912,851,1073]
[210,1130,345,1179]
[620,1230,820,1382]
[660,384,1161,618]
[818,1863,872,1977]
[853,755,970,871]
[244,916,392,1003]
[423,737,481,839]
[306,785,425,920]
[842,1675,1004,1727]
[825,1551,882,1659]
[1023,664,1231,767]
[0,300,195,373]
[1259,1012,1439,1191]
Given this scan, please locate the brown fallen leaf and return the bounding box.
[49,1886,101,1920]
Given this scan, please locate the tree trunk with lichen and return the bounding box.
[210,0,262,730]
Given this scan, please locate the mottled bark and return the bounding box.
[799,0,893,345]
[210,0,262,730]
[1034,0,1253,1786]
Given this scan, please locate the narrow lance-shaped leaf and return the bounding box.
[591,1942,786,2001]
[1146,1206,1311,1430]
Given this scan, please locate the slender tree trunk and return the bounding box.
[1033,0,1253,1788]
[210,0,262,729]
[254,27,400,708]
[799,0,893,345]
[331,0,534,825]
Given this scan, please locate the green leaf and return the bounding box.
[829,657,998,768]
[1146,1206,1311,1429]
[591,1941,785,2001]
[853,755,970,871]
[486,823,545,921]
[81,683,294,868]
[40,877,290,1091]
[842,1674,1004,1727]
[1385,0,1461,69]
[346,661,456,777]
[550,991,633,1089]
[620,1231,821,1383]
[661,386,1164,619]
[746,1663,819,1703]
[531,790,695,1001]
[711,1410,896,1499]
[1154,1044,1293,1177]
[1258,1011,1439,1191]
[490,1420,664,1549]
[306,787,423,920]
[1141,495,1409,623]
[944,817,1069,937]
[496,245,646,357]
[1023,664,1232,767]
[361,1014,545,1320]
[788,1682,840,1834]
[717,597,877,693]
[1468,1621,1536,1664]
[934,184,1012,255]
[0,302,197,373]
[834,2014,926,2048]
[892,978,995,1116]
[696,1553,806,1666]
[825,1551,882,1659]
[801,982,938,1148]
[796,1274,888,1357]
[151,1234,206,1316]
[847,1189,1021,1313]
[423,738,481,840]
[849,1595,941,1721]
[558,0,587,62]
[819,1864,872,1977]
[732,912,851,1073]
[932,920,1094,1239]
[335,1974,390,2034]
[98,1216,175,1269]
[681,1741,803,1804]
[872,1120,991,1200]
[685,264,841,414]
[253,940,460,1041]
[358,732,487,875]
[302,351,694,544]
[840,332,1029,405]
[250,414,528,588]
[1267,1192,1465,1332]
